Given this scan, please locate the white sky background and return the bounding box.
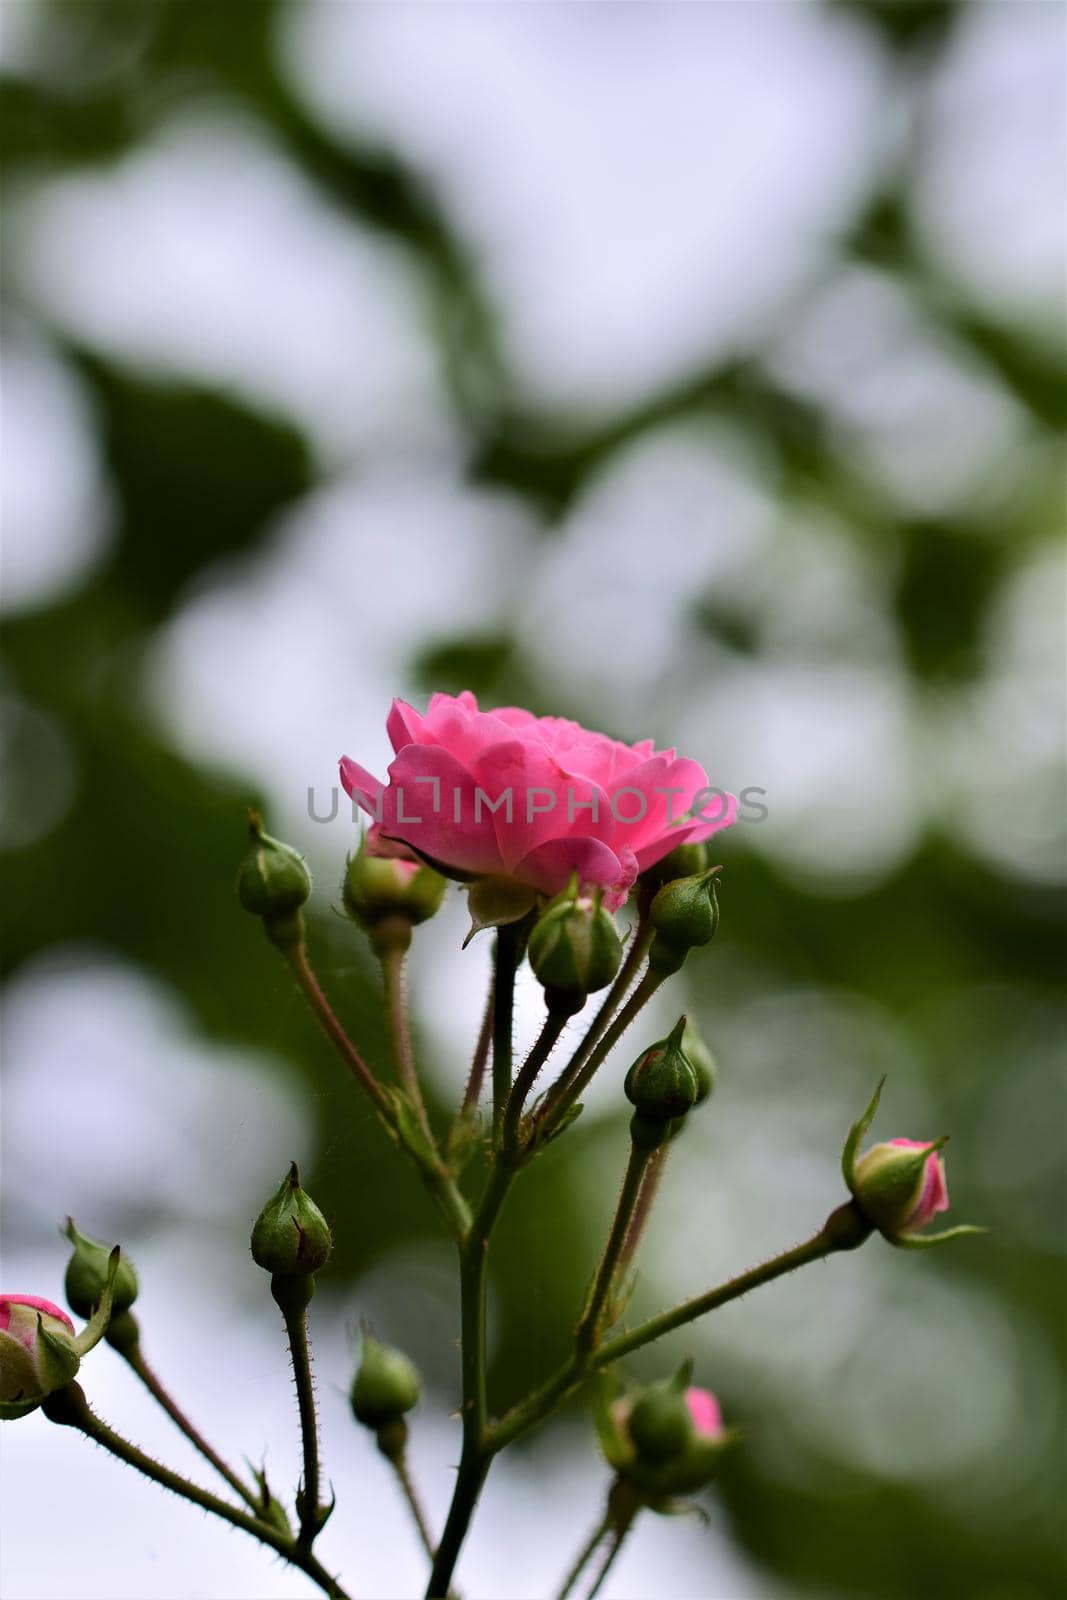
[2,2,1065,1596]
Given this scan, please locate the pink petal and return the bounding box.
[0,1294,74,1333]
[386,698,426,754]
[469,740,616,871]
[339,756,383,815]
[684,1388,723,1437]
[378,744,505,876]
[511,836,628,899]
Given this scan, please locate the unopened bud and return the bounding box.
[648,868,720,975]
[63,1219,139,1321]
[350,1333,421,1429]
[681,1019,716,1105]
[250,1162,332,1278]
[528,879,623,1012]
[343,834,446,954]
[237,813,310,946]
[625,1018,699,1127]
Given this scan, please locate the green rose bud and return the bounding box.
[236,812,311,947]
[63,1219,139,1321]
[625,1017,699,1126]
[250,1163,332,1279]
[680,1019,717,1105]
[527,879,624,1013]
[350,1333,421,1429]
[343,834,447,954]
[648,868,720,976]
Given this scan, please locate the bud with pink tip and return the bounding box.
[1,1251,121,1421]
[842,1081,986,1249]
[595,1363,736,1503]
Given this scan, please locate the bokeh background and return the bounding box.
[2,2,1065,1597]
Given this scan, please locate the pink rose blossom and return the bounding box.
[889,1138,950,1231]
[340,692,736,911]
[684,1387,723,1437]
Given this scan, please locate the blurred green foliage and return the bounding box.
[1,3,1064,1598]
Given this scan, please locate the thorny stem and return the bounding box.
[273,1279,323,1555]
[283,939,471,1242]
[487,1203,873,1453]
[387,1444,437,1561]
[42,1384,350,1599]
[381,944,437,1148]
[491,924,523,1143]
[613,1143,671,1291]
[283,942,393,1119]
[426,1160,513,1598]
[554,1508,612,1600]
[502,1008,569,1161]
[122,1342,261,1513]
[460,976,495,1117]
[575,1139,657,1354]
[586,1502,637,1600]
[537,968,666,1138]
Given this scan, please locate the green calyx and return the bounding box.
[63,1218,139,1321]
[1,1250,122,1421]
[625,1017,699,1126]
[527,877,624,1007]
[648,868,721,975]
[350,1332,421,1429]
[250,1162,332,1278]
[343,833,446,949]
[681,1018,716,1105]
[236,812,311,943]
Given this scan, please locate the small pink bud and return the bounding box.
[0,1294,80,1420]
[850,1138,950,1238]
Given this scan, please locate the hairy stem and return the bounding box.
[586,1506,636,1600]
[123,1342,260,1513]
[537,969,665,1138]
[42,1384,350,1599]
[575,1139,656,1354]
[284,939,471,1241]
[426,1160,514,1598]
[389,1445,436,1561]
[613,1143,670,1290]
[274,1280,323,1553]
[491,924,522,1143]
[460,977,495,1116]
[502,1008,568,1161]
[488,1202,872,1452]
[555,1508,612,1600]
[283,941,393,1119]
[381,945,436,1148]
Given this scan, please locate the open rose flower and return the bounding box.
[340,692,736,921]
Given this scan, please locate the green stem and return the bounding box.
[122,1340,260,1513]
[42,1384,350,1599]
[491,924,522,1143]
[273,1279,323,1554]
[283,941,393,1119]
[383,1439,436,1560]
[537,969,664,1139]
[381,945,437,1147]
[575,1139,656,1354]
[613,1144,670,1291]
[461,977,495,1116]
[537,909,653,1123]
[502,1008,568,1161]
[488,1202,871,1452]
[426,1160,514,1598]
[285,939,471,1242]
[555,1508,612,1600]
[586,1502,636,1600]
